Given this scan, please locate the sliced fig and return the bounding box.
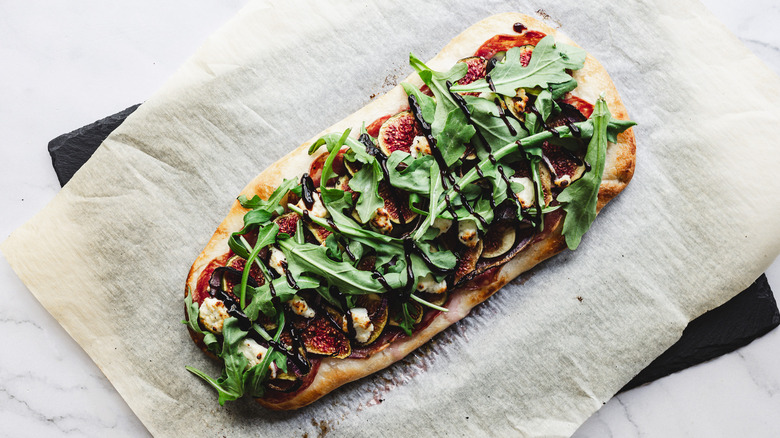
[453,240,484,285]
[344,157,361,176]
[308,147,348,186]
[354,294,389,346]
[517,44,535,67]
[323,294,389,346]
[481,221,517,258]
[461,225,536,284]
[223,255,263,292]
[387,300,423,328]
[456,56,488,94]
[378,182,417,224]
[306,222,332,245]
[541,141,586,188]
[418,291,448,308]
[538,163,554,206]
[366,114,392,139]
[274,212,299,236]
[300,315,351,359]
[503,88,529,121]
[378,111,419,156]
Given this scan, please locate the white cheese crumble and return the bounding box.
[198,297,230,334]
[433,217,452,236]
[369,207,393,235]
[510,176,535,209]
[288,295,315,319]
[416,273,448,294]
[457,219,479,248]
[296,191,329,218]
[268,246,287,277]
[350,307,374,344]
[409,135,431,158]
[237,338,276,377]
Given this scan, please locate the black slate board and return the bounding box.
[49,105,780,391]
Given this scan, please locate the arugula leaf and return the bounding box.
[237,223,279,308]
[244,312,286,398]
[386,152,434,194]
[401,82,435,124]
[319,129,351,192]
[435,109,475,165]
[524,89,554,135]
[462,95,526,151]
[243,275,319,320]
[409,53,475,165]
[278,239,405,295]
[558,96,610,249]
[607,118,637,143]
[450,36,586,95]
[182,291,219,353]
[349,165,384,223]
[186,317,248,405]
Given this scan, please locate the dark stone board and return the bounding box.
[49,105,780,390]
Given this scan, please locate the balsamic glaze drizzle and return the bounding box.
[331,287,357,339]
[408,94,455,189]
[300,174,316,209]
[359,133,407,226]
[513,22,527,33]
[495,98,517,136]
[207,268,309,373]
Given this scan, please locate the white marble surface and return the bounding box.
[0,1,778,436]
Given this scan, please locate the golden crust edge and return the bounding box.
[183,12,636,410]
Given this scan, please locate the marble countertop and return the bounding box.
[1,1,778,436]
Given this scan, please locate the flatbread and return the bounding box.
[185,12,635,410]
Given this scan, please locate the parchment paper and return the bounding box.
[4,0,780,436]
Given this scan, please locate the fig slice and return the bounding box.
[453,239,484,285]
[306,222,332,245]
[354,294,389,346]
[300,315,351,359]
[456,56,488,95]
[274,212,300,236]
[308,147,349,186]
[517,44,534,67]
[323,294,389,346]
[378,111,420,156]
[378,182,417,224]
[481,221,517,258]
[541,141,586,188]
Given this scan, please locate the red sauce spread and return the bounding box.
[563,95,594,118]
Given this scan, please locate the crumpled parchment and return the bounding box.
[3,0,780,436]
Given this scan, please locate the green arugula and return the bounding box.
[450,36,586,95]
[243,275,320,320]
[235,178,297,232]
[278,238,405,295]
[186,317,249,405]
[182,291,219,353]
[558,96,610,250]
[386,152,434,194]
[408,54,475,166]
[236,223,279,308]
[462,95,526,152]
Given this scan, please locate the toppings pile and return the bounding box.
[184,29,635,405]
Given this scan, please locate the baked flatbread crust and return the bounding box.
[185,12,635,410]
